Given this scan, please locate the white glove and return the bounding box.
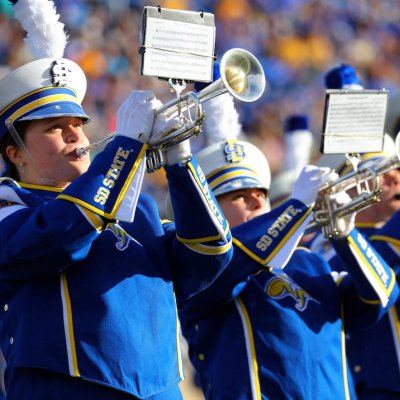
[329,191,356,239]
[291,165,338,207]
[115,90,162,143]
[150,112,181,143]
[164,140,191,165]
[150,112,191,165]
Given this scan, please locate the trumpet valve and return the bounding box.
[224,64,248,95]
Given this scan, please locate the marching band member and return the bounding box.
[365,205,400,400]
[0,1,232,398]
[166,92,399,399]
[342,210,400,400]
[313,64,400,399]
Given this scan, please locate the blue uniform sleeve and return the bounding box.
[369,209,400,274]
[163,155,233,301]
[165,156,231,248]
[330,228,399,312]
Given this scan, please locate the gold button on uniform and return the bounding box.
[353,365,362,373]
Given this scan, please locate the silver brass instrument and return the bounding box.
[76,48,266,172]
[307,137,400,237]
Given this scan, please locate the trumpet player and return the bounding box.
[366,199,400,400]
[0,1,233,399]
[165,90,399,400]
[314,134,400,400]
[311,63,400,400]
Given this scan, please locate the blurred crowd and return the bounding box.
[1,0,400,215]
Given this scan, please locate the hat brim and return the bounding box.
[18,102,90,123]
[214,177,267,197]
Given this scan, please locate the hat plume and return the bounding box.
[13,0,68,58]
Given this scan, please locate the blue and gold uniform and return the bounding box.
[178,203,398,400]
[342,211,400,398]
[309,218,400,399]
[312,129,400,397]
[0,135,232,399]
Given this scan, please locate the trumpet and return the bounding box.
[307,136,400,237]
[76,48,266,171]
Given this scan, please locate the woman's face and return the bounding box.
[7,116,91,187]
[217,187,270,228]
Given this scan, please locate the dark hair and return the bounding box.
[0,120,31,180]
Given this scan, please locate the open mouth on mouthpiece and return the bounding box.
[68,149,86,159]
[73,148,87,158]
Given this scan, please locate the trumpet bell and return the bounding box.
[224,64,248,95]
[219,48,266,102]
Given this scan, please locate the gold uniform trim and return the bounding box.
[184,240,232,255]
[235,297,262,400]
[60,273,80,377]
[340,303,351,400]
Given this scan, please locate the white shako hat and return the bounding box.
[164,138,271,221]
[0,57,89,140]
[195,139,271,197]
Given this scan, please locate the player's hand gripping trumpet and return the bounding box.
[307,134,400,238]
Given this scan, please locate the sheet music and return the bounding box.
[322,90,388,154]
[141,8,215,82]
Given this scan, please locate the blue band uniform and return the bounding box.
[0,135,232,399]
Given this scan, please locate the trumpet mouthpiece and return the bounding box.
[225,64,248,95]
[75,147,87,158]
